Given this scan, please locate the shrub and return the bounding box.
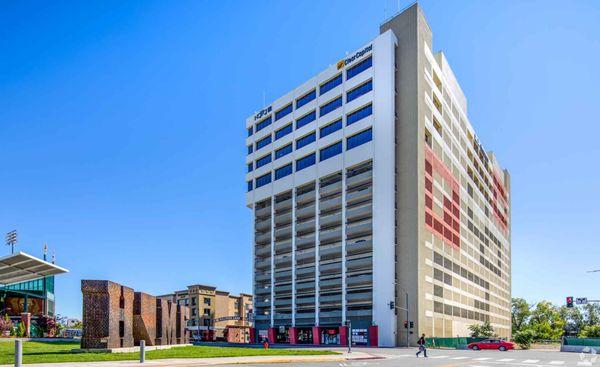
[513,329,535,349]
[37,314,58,336]
[580,325,600,338]
[0,315,13,336]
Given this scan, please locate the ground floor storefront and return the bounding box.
[251,325,378,346]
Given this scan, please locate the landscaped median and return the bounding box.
[0,341,339,365]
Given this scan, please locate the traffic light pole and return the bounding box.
[390,292,410,348]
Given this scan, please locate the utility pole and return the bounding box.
[390,291,410,348]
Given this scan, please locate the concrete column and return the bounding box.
[339,325,348,346]
[288,327,298,344]
[270,197,275,327]
[291,192,297,327]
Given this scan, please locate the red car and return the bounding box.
[468,339,515,351]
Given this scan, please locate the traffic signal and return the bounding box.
[410,321,414,329]
[566,297,574,308]
[404,320,408,328]
[389,301,395,310]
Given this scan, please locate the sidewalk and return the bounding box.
[0,351,381,367]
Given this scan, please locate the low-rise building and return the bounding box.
[161,284,253,342]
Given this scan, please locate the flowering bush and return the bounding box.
[36,314,58,337]
[0,315,13,337]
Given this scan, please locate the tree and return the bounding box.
[512,298,532,333]
[468,321,497,338]
[513,329,535,349]
[580,325,600,338]
[529,301,565,340]
[559,305,585,336]
[583,304,600,326]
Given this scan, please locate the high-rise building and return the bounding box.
[245,4,511,347]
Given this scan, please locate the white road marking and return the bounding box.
[549,362,565,365]
[451,356,470,360]
[473,357,492,361]
[430,355,448,359]
[522,360,540,363]
[497,358,515,362]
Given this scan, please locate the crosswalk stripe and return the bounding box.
[522,360,540,363]
[473,357,492,361]
[497,358,515,362]
[451,356,470,360]
[549,362,565,365]
[430,356,448,359]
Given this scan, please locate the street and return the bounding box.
[219,348,595,367]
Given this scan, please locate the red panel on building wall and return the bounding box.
[339,326,348,346]
[249,328,256,343]
[312,327,320,345]
[288,327,298,344]
[268,328,276,344]
[424,145,461,249]
[368,325,378,347]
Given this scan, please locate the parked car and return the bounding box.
[468,339,515,351]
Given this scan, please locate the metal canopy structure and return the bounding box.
[0,252,68,286]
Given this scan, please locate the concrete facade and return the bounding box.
[246,4,511,347]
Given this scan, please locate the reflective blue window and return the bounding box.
[256,154,272,168]
[275,103,293,121]
[296,89,316,108]
[320,119,342,138]
[256,135,272,150]
[346,56,372,80]
[347,128,372,150]
[256,172,272,188]
[247,127,253,137]
[275,143,293,159]
[247,145,253,155]
[247,181,253,192]
[247,162,253,172]
[275,123,293,140]
[319,74,342,95]
[320,96,342,117]
[346,104,372,126]
[295,111,316,129]
[296,132,316,149]
[346,80,372,103]
[320,141,343,162]
[256,116,272,132]
[275,163,293,180]
[296,153,316,171]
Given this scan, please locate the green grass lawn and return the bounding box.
[0,341,337,364]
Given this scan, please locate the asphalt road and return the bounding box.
[221,348,596,367]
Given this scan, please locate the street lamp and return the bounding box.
[5,230,17,254]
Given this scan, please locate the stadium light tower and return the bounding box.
[5,230,17,254]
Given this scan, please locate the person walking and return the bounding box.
[416,333,428,358]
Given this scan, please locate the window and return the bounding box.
[256,154,272,168]
[247,162,253,173]
[275,143,292,159]
[275,163,293,180]
[319,74,342,95]
[346,56,372,80]
[346,104,372,125]
[346,80,372,102]
[296,89,316,108]
[275,103,293,121]
[191,308,197,316]
[347,128,372,150]
[255,116,272,132]
[320,119,342,138]
[256,135,271,150]
[275,123,293,140]
[256,173,272,188]
[296,153,316,171]
[319,96,342,117]
[203,308,211,316]
[204,297,211,306]
[191,297,196,306]
[247,145,253,155]
[320,141,342,161]
[295,110,316,129]
[296,132,316,149]
[247,126,253,137]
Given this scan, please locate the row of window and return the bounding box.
[247,104,373,172]
[247,128,372,191]
[248,101,373,155]
[247,56,373,137]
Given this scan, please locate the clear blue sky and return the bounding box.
[1,0,598,319]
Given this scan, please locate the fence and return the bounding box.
[563,337,600,347]
[425,337,486,349]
